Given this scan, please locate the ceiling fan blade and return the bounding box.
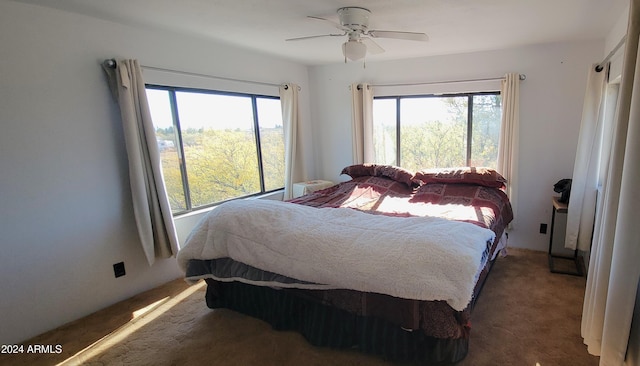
[285,33,345,42]
[368,30,429,42]
[307,15,351,32]
[361,37,385,54]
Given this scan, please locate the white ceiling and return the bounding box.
[12,0,628,66]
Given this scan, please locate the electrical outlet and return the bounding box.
[539,223,548,234]
[113,262,126,278]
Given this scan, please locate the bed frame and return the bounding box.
[202,239,500,364]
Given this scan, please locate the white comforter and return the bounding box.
[177,199,496,311]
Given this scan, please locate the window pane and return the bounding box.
[175,92,260,207]
[471,94,502,169]
[257,98,285,191]
[399,97,467,171]
[146,89,186,213]
[373,99,397,165]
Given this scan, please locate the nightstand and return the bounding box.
[292,180,334,198]
[548,196,583,276]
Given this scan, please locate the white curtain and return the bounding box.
[103,59,178,266]
[350,83,374,164]
[582,0,640,364]
[497,73,520,228]
[565,64,610,251]
[280,83,302,200]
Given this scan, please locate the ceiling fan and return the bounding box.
[286,7,429,62]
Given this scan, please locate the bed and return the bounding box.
[177,164,513,364]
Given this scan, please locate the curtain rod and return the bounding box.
[358,74,526,89]
[102,59,297,90]
[596,35,627,72]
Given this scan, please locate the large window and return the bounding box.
[146,86,285,215]
[372,92,502,171]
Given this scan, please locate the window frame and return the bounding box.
[146,84,284,216]
[373,91,501,168]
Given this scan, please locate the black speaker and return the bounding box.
[553,179,572,203]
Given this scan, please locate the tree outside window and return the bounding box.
[373,92,501,170]
[146,86,284,214]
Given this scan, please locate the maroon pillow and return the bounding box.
[414,167,507,189]
[341,164,418,187]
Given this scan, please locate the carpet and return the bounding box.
[3,248,598,366]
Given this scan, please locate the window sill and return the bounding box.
[173,189,284,220]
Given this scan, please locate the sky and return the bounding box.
[373,96,466,128]
[146,89,283,131]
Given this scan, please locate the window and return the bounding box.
[146,86,285,215]
[372,92,502,171]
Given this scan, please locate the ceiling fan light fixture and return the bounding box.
[342,40,367,61]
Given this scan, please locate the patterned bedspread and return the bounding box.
[289,175,512,238]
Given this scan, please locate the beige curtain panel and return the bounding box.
[582,0,640,363]
[103,59,179,266]
[350,83,374,164]
[497,73,520,229]
[280,83,303,200]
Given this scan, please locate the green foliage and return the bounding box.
[259,128,286,191]
[159,148,186,212]
[158,126,285,213]
[401,119,466,171]
[471,95,502,169]
[186,129,260,206]
[374,94,501,171]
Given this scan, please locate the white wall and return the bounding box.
[308,40,604,251]
[0,1,311,344]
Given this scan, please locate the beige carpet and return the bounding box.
[3,248,597,366]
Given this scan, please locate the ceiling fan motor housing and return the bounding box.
[338,7,371,32]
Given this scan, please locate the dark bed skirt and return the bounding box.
[205,279,468,365]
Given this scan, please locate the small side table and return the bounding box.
[548,196,583,276]
[292,180,334,198]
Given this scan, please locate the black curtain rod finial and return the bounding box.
[103,59,116,69]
